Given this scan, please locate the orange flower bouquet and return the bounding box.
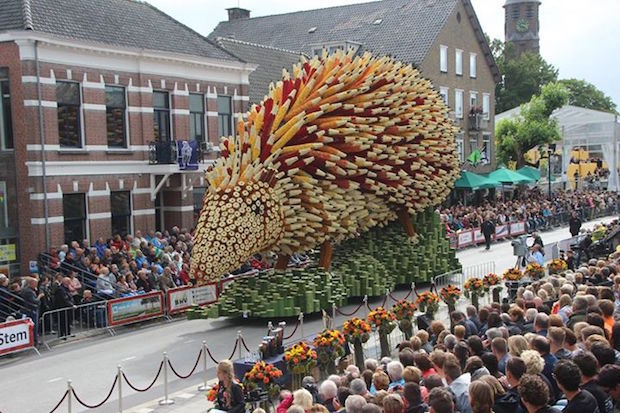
[206,382,219,402]
[463,277,484,309]
[525,262,545,280]
[284,341,317,389]
[416,291,440,317]
[503,267,523,281]
[483,273,503,302]
[367,307,396,357]
[243,360,283,399]
[313,329,345,376]
[440,284,462,314]
[344,317,371,370]
[392,300,417,340]
[547,259,567,275]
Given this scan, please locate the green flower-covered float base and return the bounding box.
[188,210,461,319]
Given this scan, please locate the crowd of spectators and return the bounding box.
[440,189,618,234]
[215,244,620,413]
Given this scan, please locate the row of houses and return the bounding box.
[0,0,500,274]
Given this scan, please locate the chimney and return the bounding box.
[227,7,251,21]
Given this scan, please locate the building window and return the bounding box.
[63,193,86,244]
[56,81,82,148]
[217,96,233,137]
[482,133,491,164]
[153,91,170,142]
[469,91,478,111]
[0,71,13,150]
[526,4,534,18]
[193,187,206,218]
[455,49,463,76]
[482,93,490,120]
[440,45,448,73]
[456,133,464,163]
[439,87,449,106]
[105,86,127,148]
[189,93,205,143]
[469,135,479,156]
[469,53,477,78]
[111,191,131,236]
[455,89,464,119]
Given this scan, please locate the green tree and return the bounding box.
[496,82,569,167]
[557,78,617,113]
[488,37,559,114]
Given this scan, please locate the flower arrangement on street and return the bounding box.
[392,300,417,339]
[284,341,317,389]
[416,291,440,318]
[367,307,396,357]
[343,318,372,343]
[503,267,523,281]
[313,329,345,377]
[243,361,283,399]
[463,277,484,309]
[483,273,502,291]
[439,285,462,308]
[525,262,545,280]
[483,273,503,301]
[547,258,568,275]
[344,317,372,369]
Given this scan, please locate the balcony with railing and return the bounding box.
[468,109,489,131]
[148,139,216,167]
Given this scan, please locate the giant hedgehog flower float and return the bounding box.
[191,50,459,285]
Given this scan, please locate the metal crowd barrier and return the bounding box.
[39,300,112,350]
[432,261,496,291]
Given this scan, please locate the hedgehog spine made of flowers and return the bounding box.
[191,49,459,285]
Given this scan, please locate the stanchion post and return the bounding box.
[117,365,123,413]
[331,302,336,326]
[411,282,415,296]
[237,330,242,359]
[385,288,390,305]
[267,321,273,334]
[198,341,209,391]
[67,380,72,413]
[363,295,368,318]
[159,352,175,406]
[298,312,304,339]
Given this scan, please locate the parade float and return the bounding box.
[188,49,461,319]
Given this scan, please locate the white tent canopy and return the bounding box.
[496,105,619,191]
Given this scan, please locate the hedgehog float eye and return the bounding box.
[250,199,263,215]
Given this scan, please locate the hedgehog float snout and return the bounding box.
[190,180,284,283]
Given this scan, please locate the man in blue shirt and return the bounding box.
[530,245,544,266]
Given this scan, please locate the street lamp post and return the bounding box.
[547,144,556,199]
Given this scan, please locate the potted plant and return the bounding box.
[463,277,484,310]
[284,341,317,390]
[313,329,345,378]
[343,317,371,371]
[367,307,397,357]
[416,291,440,320]
[392,300,417,340]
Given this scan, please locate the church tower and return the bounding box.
[504,0,541,58]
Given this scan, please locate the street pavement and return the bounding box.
[0,216,615,413]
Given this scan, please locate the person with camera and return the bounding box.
[212,360,244,413]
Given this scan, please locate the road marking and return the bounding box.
[121,356,136,362]
[176,392,195,399]
[48,377,63,383]
[183,339,195,344]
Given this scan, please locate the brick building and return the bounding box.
[504,0,541,58]
[0,0,256,275]
[209,0,501,171]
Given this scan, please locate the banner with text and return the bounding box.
[107,291,164,327]
[167,284,218,314]
[0,318,34,356]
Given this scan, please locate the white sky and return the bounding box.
[148,0,620,107]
